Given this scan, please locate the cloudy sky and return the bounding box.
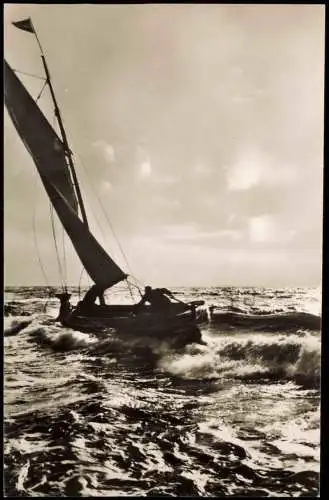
[4,4,324,287]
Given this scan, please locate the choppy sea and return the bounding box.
[4,285,321,497]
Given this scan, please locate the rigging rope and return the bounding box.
[62,129,131,271]
[61,223,67,291]
[74,150,137,282]
[73,152,108,244]
[13,68,46,81]
[35,80,47,103]
[32,177,50,288]
[78,266,85,300]
[46,110,142,300]
[51,112,68,292]
[50,203,65,292]
[67,136,140,301]
[128,273,145,290]
[57,133,108,249]
[126,275,145,297]
[125,278,135,303]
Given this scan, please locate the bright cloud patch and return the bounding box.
[227,155,264,191]
[227,151,298,191]
[248,215,296,244]
[249,215,272,243]
[93,140,115,163]
[139,159,152,179]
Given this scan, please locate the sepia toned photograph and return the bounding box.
[4,3,323,497]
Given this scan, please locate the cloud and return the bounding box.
[227,155,263,190]
[92,140,115,163]
[227,150,298,191]
[248,214,301,246]
[140,223,242,247]
[135,145,153,179]
[248,215,274,243]
[139,159,152,179]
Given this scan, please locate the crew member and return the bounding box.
[136,286,174,311]
[55,292,72,321]
[78,284,106,312]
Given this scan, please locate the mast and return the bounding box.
[39,56,89,229]
[32,20,89,228]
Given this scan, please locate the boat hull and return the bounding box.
[61,303,204,347]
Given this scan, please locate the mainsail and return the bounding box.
[4,60,78,214]
[4,58,127,289]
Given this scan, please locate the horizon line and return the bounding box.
[4,283,321,289]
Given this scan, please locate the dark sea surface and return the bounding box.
[4,285,321,497]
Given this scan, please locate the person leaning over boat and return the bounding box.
[75,284,106,314]
[135,286,175,312]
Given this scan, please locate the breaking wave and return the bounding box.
[27,325,99,352]
[4,317,34,337]
[159,332,320,388]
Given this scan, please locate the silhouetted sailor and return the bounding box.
[137,286,174,311]
[55,292,72,321]
[78,284,106,313]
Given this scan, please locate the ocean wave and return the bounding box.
[4,302,31,317]
[4,299,52,318]
[4,399,319,497]
[4,317,34,337]
[158,333,320,388]
[207,311,321,331]
[27,324,98,352]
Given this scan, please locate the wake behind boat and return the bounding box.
[4,18,205,347]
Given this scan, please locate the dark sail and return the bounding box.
[45,182,127,288]
[4,58,127,288]
[4,60,78,213]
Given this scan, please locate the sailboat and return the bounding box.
[4,18,205,347]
